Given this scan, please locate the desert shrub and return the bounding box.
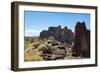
[24,41,31,50]
[30,39,34,43]
[66,47,72,56]
[33,42,40,48]
[38,44,48,51]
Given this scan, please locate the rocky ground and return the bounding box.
[24,39,80,61]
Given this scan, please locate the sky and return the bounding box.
[24,11,90,37]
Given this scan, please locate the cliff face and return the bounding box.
[39,25,74,43]
[72,22,90,58]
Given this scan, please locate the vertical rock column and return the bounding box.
[72,22,90,58]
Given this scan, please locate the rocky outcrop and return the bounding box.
[38,40,66,60]
[72,22,90,58]
[39,25,74,43]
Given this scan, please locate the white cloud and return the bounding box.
[25,29,41,37]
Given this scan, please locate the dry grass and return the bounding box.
[24,49,43,61]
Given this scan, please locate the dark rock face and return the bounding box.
[72,22,90,58]
[39,25,74,43]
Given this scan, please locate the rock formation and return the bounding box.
[72,22,90,58]
[39,25,74,44]
[38,40,66,60]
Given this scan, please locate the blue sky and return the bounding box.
[24,11,90,36]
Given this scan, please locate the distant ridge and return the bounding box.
[39,25,74,43]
